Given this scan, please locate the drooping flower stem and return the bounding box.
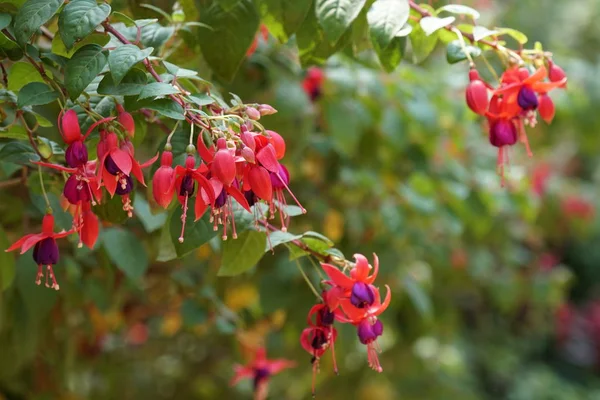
[37,164,52,212]
[294,259,323,301]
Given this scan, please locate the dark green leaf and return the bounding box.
[373,32,407,72]
[0,13,11,30]
[218,230,266,276]
[169,207,218,258]
[107,44,153,84]
[64,44,107,100]
[197,0,260,81]
[92,192,130,224]
[13,0,64,45]
[51,32,110,59]
[315,0,367,44]
[138,82,180,100]
[102,228,149,282]
[256,0,312,43]
[187,93,215,106]
[0,141,40,164]
[0,31,23,60]
[58,0,111,49]
[0,224,16,291]
[446,39,481,64]
[17,82,59,108]
[367,0,409,50]
[296,1,352,66]
[419,15,454,36]
[97,67,147,96]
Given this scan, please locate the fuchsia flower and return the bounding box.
[5,214,74,290]
[303,67,325,101]
[152,150,175,208]
[230,347,295,400]
[116,103,135,138]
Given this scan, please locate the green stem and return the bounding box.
[295,259,323,301]
[37,164,52,212]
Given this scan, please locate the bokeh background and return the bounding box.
[2,0,600,399]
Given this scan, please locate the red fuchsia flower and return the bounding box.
[96,132,157,217]
[152,150,175,208]
[320,253,391,372]
[171,153,215,242]
[300,293,341,396]
[5,213,74,290]
[548,60,567,88]
[80,202,99,249]
[230,347,295,400]
[59,109,83,144]
[116,103,135,138]
[465,69,490,115]
[561,196,595,220]
[303,67,325,101]
[538,93,555,124]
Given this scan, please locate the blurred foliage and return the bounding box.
[1,0,600,399]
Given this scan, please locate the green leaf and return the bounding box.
[58,0,111,50]
[130,97,185,120]
[472,26,499,42]
[446,39,481,64]
[0,13,11,30]
[0,125,28,140]
[169,207,218,258]
[97,68,147,96]
[367,0,409,50]
[264,230,302,251]
[138,82,180,100]
[324,98,369,155]
[13,0,64,45]
[64,44,107,100]
[7,62,44,92]
[0,31,23,60]
[419,15,454,36]
[108,44,154,84]
[102,228,149,282]
[373,33,408,72]
[496,27,528,44]
[29,111,53,127]
[437,4,480,20]
[133,195,167,233]
[296,1,352,66]
[92,191,130,224]
[218,230,266,276]
[187,93,215,106]
[0,225,16,291]
[197,0,260,81]
[181,300,207,327]
[256,0,312,43]
[51,32,110,58]
[0,141,39,164]
[409,22,437,63]
[302,231,334,246]
[17,82,59,108]
[315,0,367,44]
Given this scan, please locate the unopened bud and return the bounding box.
[241,146,255,163]
[246,106,260,120]
[258,104,277,116]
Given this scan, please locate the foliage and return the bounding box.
[0,0,599,399]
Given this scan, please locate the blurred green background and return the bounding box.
[2,0,600,399]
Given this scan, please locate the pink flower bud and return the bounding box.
[60,109,83,144]
[465,70,489,115]
[152,151,175,209]
[538,94,555,124]
[258,104,277,116]
[246,106,260,120]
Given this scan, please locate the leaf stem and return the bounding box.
[37,164,51,212]
[295,259,323,301]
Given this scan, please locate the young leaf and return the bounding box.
[58,0,111,50]
[169,207,218,258]
[367,0,410,50]
[420,16,454,36]
[437,4,480,20]
[197,0,260,81]
[64,44,107,100]
[13,0,64,45]
[102,228,149,282]
[51,32,110,59]
[138,82,180,100]
[17,82,59,108]
[255,0,312,43]
[446,39,481,64]
[108,44,154,84]
[0,125,28,140]
[218,230,267,276]
[472,26,500,42]
[97,68,147,96]
[315,0,367,44]
[496,27,528,44]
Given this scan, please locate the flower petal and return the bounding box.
[19,233,48,254]
[5,233,36,252]
[110,148,133,176]
[321,264,354,289]
[365,253,379,284]
[373,285,391,317]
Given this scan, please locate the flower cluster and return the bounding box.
[301,253,391,395]
[151,109,304,243]
[5,104,157,289]
[465,61,567,185]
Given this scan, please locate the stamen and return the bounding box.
[179,195,189,243]
[35,265,43,285]
[275,171,306,214]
